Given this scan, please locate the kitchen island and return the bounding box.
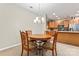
[57,31,79,46]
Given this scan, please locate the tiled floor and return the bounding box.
[0,42,79,56]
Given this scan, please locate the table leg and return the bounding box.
[36,40,45,56]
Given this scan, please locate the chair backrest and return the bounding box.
[52,31,58,44]
[27,30,32,36]
[45,31,52,36]
[45,31,58,47]
[45,30,57,36]
[20,31,29,46]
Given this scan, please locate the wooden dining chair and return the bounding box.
[20,31,36,56]
[27,30,32,35]
[45,30,54,36]
[43,31,58,56]
[27,30,32,41]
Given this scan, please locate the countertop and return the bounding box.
[58,31,79,34]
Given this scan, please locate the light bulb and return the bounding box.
[33,19,37,23]
[41,17,45,23]
[36,17,39,20]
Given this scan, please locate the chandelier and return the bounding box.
[33,4,45,24]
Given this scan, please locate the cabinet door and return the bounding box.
[69,19,74,24]
[48,21,55,28]
[64,20,69,27]
[55,20,64,26]
[54,21,58,28]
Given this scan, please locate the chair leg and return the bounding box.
[21,48,23,56]
[54,44,57,56]
[54,47,57,56]
[52,49,54,56]
[42,49,43,56]
[27,50,29,56]
[36,49,38,55]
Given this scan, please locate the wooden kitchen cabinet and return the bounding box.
[69,19,74,24]
[47,19,70,30]
[47,18,79,30]
[47,21,55,29]
[54,21,58,28]
[64,20,69,27]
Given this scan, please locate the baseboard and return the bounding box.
[0,43,21,51]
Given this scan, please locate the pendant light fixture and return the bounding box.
[33,3,45,24]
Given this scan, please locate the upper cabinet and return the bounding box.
[54,21,58,28]
[47,19,69,29]
[69,19,74,24]
[64,20,69,27]
[47,20,55,29]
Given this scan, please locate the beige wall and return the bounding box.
[0,3,46,49]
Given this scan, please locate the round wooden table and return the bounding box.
[29,34,51,56]
[30,34,51,41]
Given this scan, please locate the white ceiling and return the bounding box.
[18,3,79,20]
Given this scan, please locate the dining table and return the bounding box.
[29,34,51,55]
[30,34,51,41]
